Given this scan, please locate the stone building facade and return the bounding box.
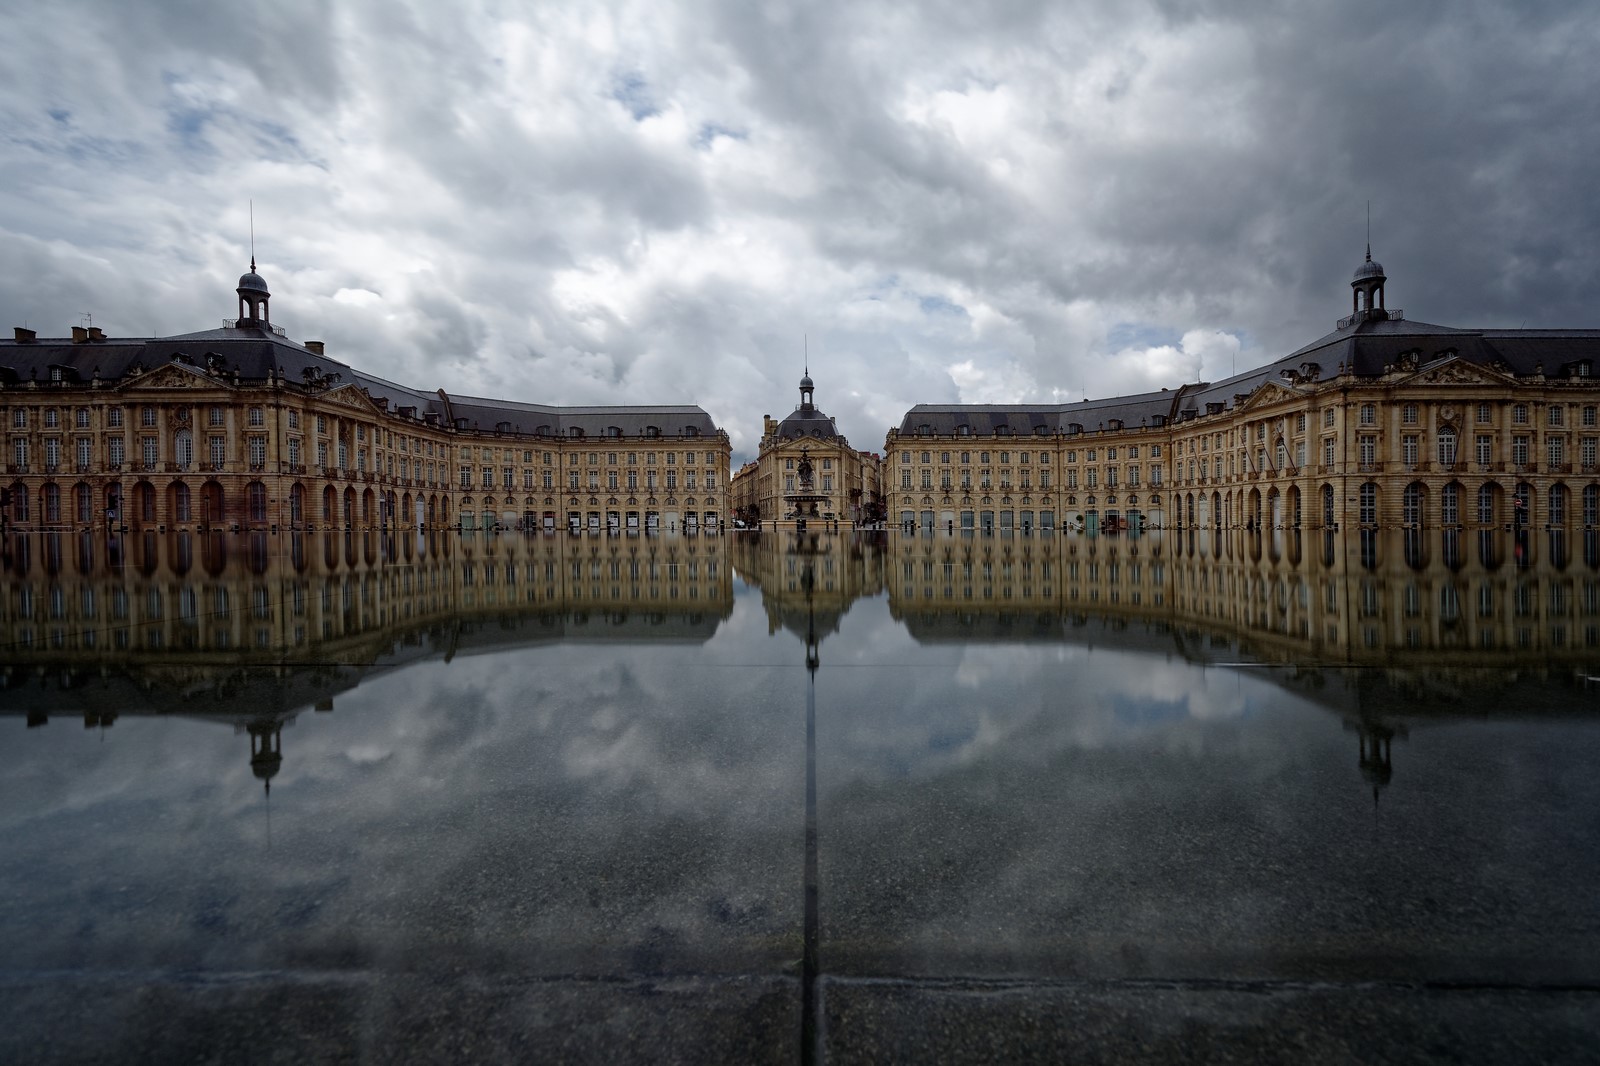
[884,251,1600,539]
[2,264,731,535]
[729,371,884,527]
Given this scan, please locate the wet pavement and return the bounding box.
[1,528,1598,1063]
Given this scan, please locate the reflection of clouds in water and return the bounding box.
[825,631,1304,786]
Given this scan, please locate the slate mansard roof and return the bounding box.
[897,389,1180,437]
[0,323,722,438]
[897,309,1600,438]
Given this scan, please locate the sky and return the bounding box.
[2,0,1598,464]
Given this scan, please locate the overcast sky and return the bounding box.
[3,0,1597,463]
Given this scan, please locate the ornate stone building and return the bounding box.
[884,250,1600,539]
[729,370,884,527]
[2,263,731,536]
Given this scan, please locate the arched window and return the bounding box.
[174,428,193,470]
[1402,482,1425,526]
[1437,426,1457,467]
[1478,484,1496,525]
[247,481,267,523]
[1359,482,1378,525]
[1322,484,1335,526]
[1549,485,1568,526]
[1441,483,1460,526]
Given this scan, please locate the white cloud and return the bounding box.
[2,0,1598,468]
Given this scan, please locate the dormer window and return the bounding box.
[495,421,513,434]
[645,425,660,438]
[1034,426,1049,436]
[606,426,622,438]
[569,427,584,438]
[683,426,698,437]
[1206,402,1224,416]
[994,425,1010,437]
[956,424,971,436]
[1107,419,1124,431]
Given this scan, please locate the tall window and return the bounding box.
[1442,483,1460,526]
[1323,484,1335,525]
[1359,404,1376,425]
[1359,436,1376,469]
[1359,483,1377,525]
[174,429,193,470]
[247,482,267,522]
[1549,485,1568,526]
[1476,434,1492,466]
[1403,483,1424,526]
[1437,428,1457,466]
[1478,484,1496,525]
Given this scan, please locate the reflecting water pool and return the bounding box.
[2,527,1599,1064]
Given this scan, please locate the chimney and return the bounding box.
[87,326,106,342]
[71,326,89,344]
[13,327,36,343]
[305,340,325,355]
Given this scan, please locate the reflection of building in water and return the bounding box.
[886,526,1600,666]
[884,248,1600,540]
[0,530,734,789]
[0,530,732,661]
[730,530,886,639]
[886,523,1600,794]
[0,261,730,536]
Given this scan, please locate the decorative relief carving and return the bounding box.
[1418,362,1493,385]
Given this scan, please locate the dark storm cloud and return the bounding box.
[1,0,1598,460]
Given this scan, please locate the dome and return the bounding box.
[1352,255,1385,283]
[800,372,814,389]
[776,408,839,441]
[237,258,270,295]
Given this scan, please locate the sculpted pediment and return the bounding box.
[1235,379,1301,413]
[322,383,384,414]
[121,362,217,390]
[1399,357,1512,387]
